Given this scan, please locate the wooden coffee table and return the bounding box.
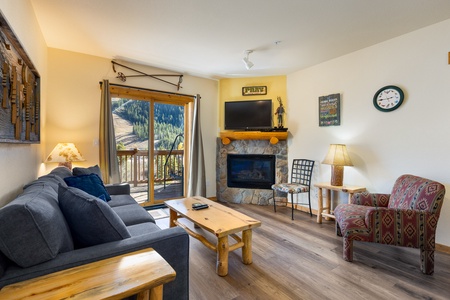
[165,196,261,276]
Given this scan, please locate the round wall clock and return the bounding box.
[373,85,404,112]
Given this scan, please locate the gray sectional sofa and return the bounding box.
[0,166,189,300]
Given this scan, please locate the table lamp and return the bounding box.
[45,143,85,170]
[322,144,353,186]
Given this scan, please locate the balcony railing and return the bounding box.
[117,149,184,187]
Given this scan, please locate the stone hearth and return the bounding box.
[216,138,288,205]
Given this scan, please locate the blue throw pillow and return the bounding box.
[64,174,111,201]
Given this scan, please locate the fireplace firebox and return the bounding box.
[227,154,275,189]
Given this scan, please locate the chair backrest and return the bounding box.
[291,159,314,187]
[388,174,445,215]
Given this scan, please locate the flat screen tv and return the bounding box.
[224,100,272,130]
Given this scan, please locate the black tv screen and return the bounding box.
[224,100,272,130]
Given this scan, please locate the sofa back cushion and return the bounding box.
[0,184,74,268]
[49,166,73,179]
[72,165,102,179]
[58,185,130,247]
[389,174,446,214]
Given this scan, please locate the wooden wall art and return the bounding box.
[0,13,40,143]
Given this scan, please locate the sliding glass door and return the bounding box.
[112,97,186,206]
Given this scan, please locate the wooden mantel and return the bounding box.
[220,131,288,145]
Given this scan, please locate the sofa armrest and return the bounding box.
[350,192,390,207]
[0,227,189,300]
[105,183,131,195]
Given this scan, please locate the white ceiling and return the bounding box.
[30,0,450,79]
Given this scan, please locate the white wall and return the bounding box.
[46,49,218,198]
[287,19,450,246]
[0,0,48,206]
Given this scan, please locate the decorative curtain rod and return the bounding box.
[111,60,183,91]
[99,81,196,99]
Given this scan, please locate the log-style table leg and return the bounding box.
[242,229,253,265]
[169,209,177,228]
[325,189,332,221]
[317,187,323,223]
[216,236,229,276]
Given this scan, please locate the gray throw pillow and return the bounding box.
[58,185,130,247]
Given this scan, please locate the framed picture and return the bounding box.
[242,86,267,96]
[319,93,340,127]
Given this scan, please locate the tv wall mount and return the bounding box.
[111,60,183,90]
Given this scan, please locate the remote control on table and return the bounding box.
[192,203,209,210]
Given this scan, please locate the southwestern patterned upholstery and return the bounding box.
[334,174,445,274]
[272,159,314,220]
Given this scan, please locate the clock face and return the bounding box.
[373,85,404,112]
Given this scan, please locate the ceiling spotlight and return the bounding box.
[242,50,254,70]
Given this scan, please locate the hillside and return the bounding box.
[112,98,184,150]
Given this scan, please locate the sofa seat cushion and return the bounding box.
[64,174,111,201]
[108,194,138,207]
[0,185,74,268]
[126,222,161,236]
[112,204,155,225]
[58,185,131,247]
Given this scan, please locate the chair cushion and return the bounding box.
[58,185,130,247]
[64,173,111,201]
[272,183,309,193]
[388,174,446,214]
[0,184,74,267]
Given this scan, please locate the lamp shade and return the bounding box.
[322,144,353,166]
[45,143,85,169]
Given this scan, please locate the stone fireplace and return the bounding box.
[216,138,288,205]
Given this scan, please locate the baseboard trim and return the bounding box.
[436,243,450,254]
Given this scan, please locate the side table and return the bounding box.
[315,182,366,224]
[0,248,176,300]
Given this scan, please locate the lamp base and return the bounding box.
[330,165,344,186]
[58,162,73,170]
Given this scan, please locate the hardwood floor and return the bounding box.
[157,203,450,300]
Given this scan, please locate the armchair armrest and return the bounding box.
[105,183,130,195]
[350,192,390,207]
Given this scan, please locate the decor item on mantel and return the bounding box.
[0,12,40,144]
[45,143,85,170]
[322,144,353,186]
[274,96,285,129]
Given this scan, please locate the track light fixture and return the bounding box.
[242,50,254,70]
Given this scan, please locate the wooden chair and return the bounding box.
[334,174,446,274]
[271,159,314,220]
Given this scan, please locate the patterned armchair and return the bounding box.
[334,174,445,274]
